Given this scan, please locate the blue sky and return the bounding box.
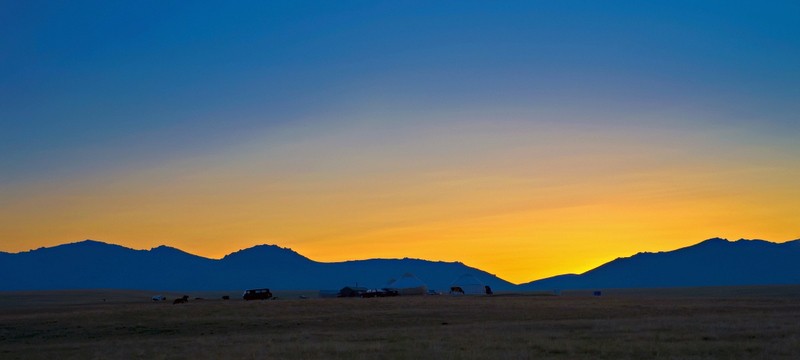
[3,1,798,183]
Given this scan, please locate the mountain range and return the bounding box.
[1,238,798,292]
[0,240,514,291]
[519,238,800,290]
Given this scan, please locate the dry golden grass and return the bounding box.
[2,286,800,359]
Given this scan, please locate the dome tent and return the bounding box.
[386,273,428,295]
[450,274,487,295]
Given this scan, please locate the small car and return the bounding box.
[242,288,273,300]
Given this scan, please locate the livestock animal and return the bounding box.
[449,286,465,295]
[173,295,189,304]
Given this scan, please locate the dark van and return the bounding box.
[242,288,273,300]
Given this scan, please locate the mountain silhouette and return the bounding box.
[2,237,798,292]
[0,240,514,291]
[519,238,800,290]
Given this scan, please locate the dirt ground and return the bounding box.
[1,286,799,359]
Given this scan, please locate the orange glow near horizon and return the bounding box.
[1,118,798,284]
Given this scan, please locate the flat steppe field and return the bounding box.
[2,286,800,359]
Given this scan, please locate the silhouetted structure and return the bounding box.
[338,286,367,297]
[385,273,428,295]
[361,289,399,298]
[450,274,487,295]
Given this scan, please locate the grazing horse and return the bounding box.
[173,295,189,304]
[449,286,465,295]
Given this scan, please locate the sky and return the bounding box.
[1,1,799,284]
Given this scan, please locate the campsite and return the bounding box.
[2,285,800,359]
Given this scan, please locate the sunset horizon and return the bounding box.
[3,1,799,285]
[4,235,799,285]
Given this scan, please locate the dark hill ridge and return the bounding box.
[2,237,799,292]
[0,240,514,291]
[221,244,312,264]
[519,238,800,291]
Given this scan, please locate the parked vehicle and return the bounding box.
[242,288,273,300]
[361,288,399,298]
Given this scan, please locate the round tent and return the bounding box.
[450,274,486,295]
[386,273,428,295]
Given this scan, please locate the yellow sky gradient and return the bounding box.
[1,115,798,283]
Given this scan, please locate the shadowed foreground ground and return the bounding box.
[1,287,799,359]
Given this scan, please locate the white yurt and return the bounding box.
[386,273,428,295]
[450,274,486,295]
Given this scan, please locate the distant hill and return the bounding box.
[519,238,800,291]
[3,237,798,292]
[0,240,515,292]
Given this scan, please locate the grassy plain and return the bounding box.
[1,286,800,359]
